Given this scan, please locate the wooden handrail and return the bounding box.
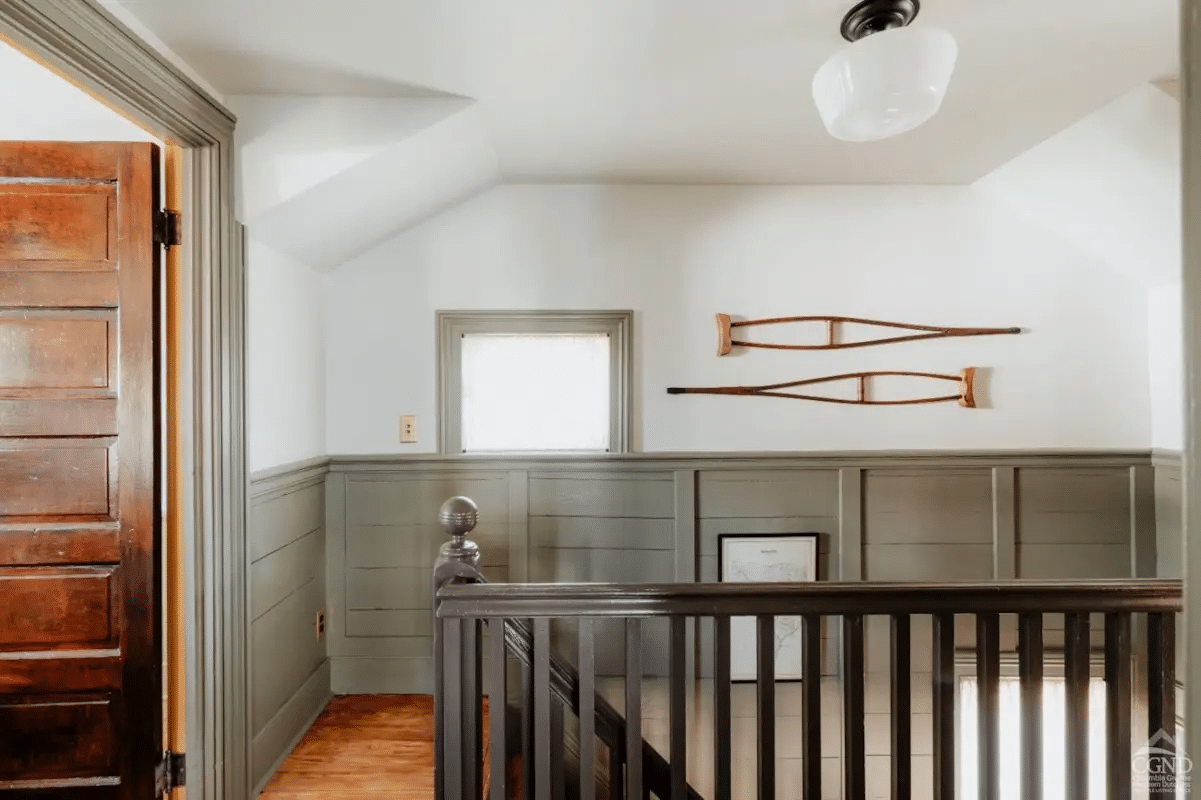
[438,579,1183,619]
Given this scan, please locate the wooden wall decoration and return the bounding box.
[716,313,1020,355]
[667,368,977,407]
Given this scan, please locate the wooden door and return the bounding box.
[0,142,162,798]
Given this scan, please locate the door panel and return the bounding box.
[0,272,120,307]
[0,184,116,267]
[0,398,119,437]
[0,141,161,798]
[0,528,121,566]
[0,313,115,388]
[0,694,119,777]
[0,444,113,517]
[0,566,118,647]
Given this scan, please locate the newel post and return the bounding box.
[434,496,484,800]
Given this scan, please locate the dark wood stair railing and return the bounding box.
[500,617,706,800]
[434,496,703,800]
[433,497,1185,800]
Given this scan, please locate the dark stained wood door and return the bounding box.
[0,142,162,799]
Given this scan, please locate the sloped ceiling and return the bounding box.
[976,83,1181,288]
[231,95,500,270]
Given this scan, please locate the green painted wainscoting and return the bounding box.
[247,448,1179,793]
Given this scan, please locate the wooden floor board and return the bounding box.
[260,694,475,800]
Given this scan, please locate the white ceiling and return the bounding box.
[111,0,1178,184]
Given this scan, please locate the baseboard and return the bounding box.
[252,659,332,795]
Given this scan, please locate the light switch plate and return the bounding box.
[400,415,417,443]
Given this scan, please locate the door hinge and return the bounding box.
[154,209,183,247]
[155,750,186,795]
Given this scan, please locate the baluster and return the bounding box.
[464,619,483,800]
[522,652,534,800]
[932,613,955,800]
[1105,612,1132,800]
[976,613,1000,800]
[626,619,643,800]
[891,614,912,800]
[758,615,776,800]
[579,619,596,800]
[551,701,565,800]
[670,616,688,800]
[610,740,625,800]
[435,614,446,800]
[801,614,822,800]
[534,619,552,800]
[843,614,865,800]
[433,496,483,800]
[714,616,732,800]
[1147,613,1176,800]
[1064,613,1090,800]
[1018,613,1043,800]
[444,616,466,800]
[489,619,507,800]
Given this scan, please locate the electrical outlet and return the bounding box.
[316,609,325,639]
[400,414,417,443]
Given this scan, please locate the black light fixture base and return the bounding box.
[840,0,920,42]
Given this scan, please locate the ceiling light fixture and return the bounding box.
[812,0,957,142]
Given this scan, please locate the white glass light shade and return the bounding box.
[812,26,958,142]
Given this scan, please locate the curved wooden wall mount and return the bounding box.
[668,368,977,408]
[715,313,1021,355]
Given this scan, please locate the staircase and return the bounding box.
[433,497,1184,800]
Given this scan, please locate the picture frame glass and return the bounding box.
[719,534,819,681]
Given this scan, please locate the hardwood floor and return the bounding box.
[259,694,489,799]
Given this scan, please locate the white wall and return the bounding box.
[326,184,1151,455]
[977,82,1183,451]
[0,41,157,141]
[1149,283,1184,450]
[976,84,1180,288]
[248,239,328,472]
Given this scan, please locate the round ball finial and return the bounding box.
[439,496,479,537]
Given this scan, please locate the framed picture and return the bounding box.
[718,533,820,681]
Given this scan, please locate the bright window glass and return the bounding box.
[460,333,610,452]
[959,677,1107,800]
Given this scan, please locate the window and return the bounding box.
[437,311,632,454]
[958,677,1186,800]
[959,677,1106,799]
